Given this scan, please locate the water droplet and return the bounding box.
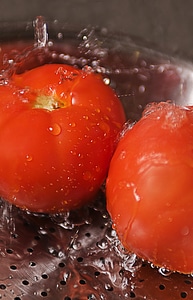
[58,250,65,258]
[119,150,126,160]
[48,246,58,256]
[87,294,97,300]
[63,271,70,283]
[158,267,172,276]
[138,85,146,93]
[150,263,156,269]
[133,67,139,73]
[83,171,92,181]
[34,276,39,282]
[72,241,82,250]
[57,32,63,39]
[95,165,101,172]
[158,65,165,73]
[105,283,113,291]
[38,228,47,235]
[103,77,110,85]
[89,186,94,192]
[26,154,33,162]
[133,186,141,202]
[99,121,110,134]
[181,226,189,236]
[69,122,76,127]
[48,123,62,136]
[97,238,108,250]
[95,108,101,113]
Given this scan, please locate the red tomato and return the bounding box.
[106,102,193,274]
[0,64,126,213]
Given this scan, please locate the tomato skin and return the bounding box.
[13,64,126,125]
[0,64,126,213]
[106,102,193,274]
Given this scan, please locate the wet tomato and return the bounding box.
[106,102,193,274]
[0,63,126,213]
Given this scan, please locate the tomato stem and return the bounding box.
[34,94,65,111]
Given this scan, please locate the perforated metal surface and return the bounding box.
[1,18,193,299]
[1,193,193,300]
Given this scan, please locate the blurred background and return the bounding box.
[0,0,193,61]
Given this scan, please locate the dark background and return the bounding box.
[0,0,193,61]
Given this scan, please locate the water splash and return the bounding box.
[51,204,92,230]
[0,200,16,236]
[0,16,191,299]
[33,16,48,48]
[117,119,136,141]
[0,200,18,253]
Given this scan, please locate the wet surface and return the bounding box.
[0,193,193,299]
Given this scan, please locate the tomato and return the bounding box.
[0,63,126,213]
[106,102,193,274]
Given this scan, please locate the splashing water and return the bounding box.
[33,16,48,48]
[1,16,193,299]
[0,200,16,237]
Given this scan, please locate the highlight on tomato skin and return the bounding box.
[106,101,193,275]
[0,63,126,213]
